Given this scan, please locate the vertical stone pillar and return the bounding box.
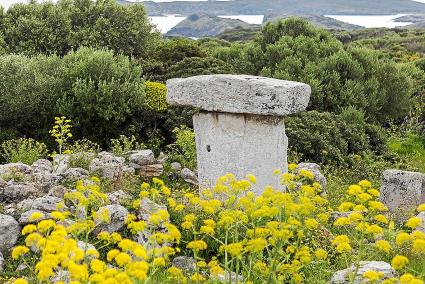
[166,75,311,193]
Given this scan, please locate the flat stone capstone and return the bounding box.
[167,74,311,116]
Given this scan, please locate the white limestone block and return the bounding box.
[193,112,287,194]
[166,74,311,116]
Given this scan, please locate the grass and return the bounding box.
[388,132,425,173]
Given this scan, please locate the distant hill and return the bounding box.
[264,14,362,30]
[395,14,425,28]
[166,13,257,38]
[118,0,425,16]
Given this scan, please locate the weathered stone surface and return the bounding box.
[380,170,425,221]
[31,195,66,212]
[0,178,6,189]
[32,159,52,174]
[0,162,32,176]
[89,152,134,179]
[138,198,168,222]
[0,251,4,273]
[52,154,70,174]
[157,152,167,164]
[0,214,20,253]
[170,162,182,172]
[62,167,89,180]
[194,112,287,193]
[0,183,39,203]
[48,185,69,199]
[167,75,311,116]
[297,162,327,190]
[417,211,425,233]
[139,164,164,178]
[213,271,244,284]
[180,168,198,185]
[31,172,62,191]
[19,210,48,225]
[129,150,155,166]
[172,256,196,275]
[108,190,131,205]
[331,261,395,284]
[94,204,129,234]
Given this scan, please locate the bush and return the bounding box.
[67,139,100,169]
[285,110,388,166]
[167,125,197,169]
[0,48,147,146]
[110,135,145,158]
[0,138,47,164]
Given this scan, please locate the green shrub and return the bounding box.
[110,135,145,158]
[0,138,47,165]
[68,139,100,169]
[167,125,197,169]
[285,111,388,166]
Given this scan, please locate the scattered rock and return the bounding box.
[108,190,131,205]
[0,252,3,273]
[171,162,182,172]
[331,261,395,284]
[0,178,6,189]
[380,170,425,222]
[77,241,96,252]
[157,152,167,164]
[31,195,66,212]
[180,168,198,185]
[48,185,69,199]
[139,164,164,178]
[51,269,70,283]
[62,167,89,180]
[89,152,134,179]
[16,263,28,272]
[18,210,48,225]
[213,271,244,284]
[417,211,425,233]
[0,183,39,203]
[138,198,168,222]
[297,162,327,190]
[172,256,196,275]
[0,162,32,176]
[94,204,129,234]
[52,154,70,174]
[0,214,20,253]
[30,172,62,192]
[129,150,155,166]
[32,159,52,174]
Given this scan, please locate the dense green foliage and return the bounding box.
[0,48,146,146]
[214,18,420,123]
[0,0,159,58]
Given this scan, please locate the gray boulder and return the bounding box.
[0,251,3,273]
[417,211,425,233]
[31,195,67,212]
[0,162,32,176]
[94,204,129,234]
[89,152,134,179]
[180,168,198,185]
[297,162,327,190]
[331,261,395,284]
[0,183,39,203]
[52,154,70,174]
[62,167,89,180]
[380,170,425,221]
[129,150,155,166]
[108,190,131,205]
[48,185,69,199]
[172,256,196,275]
[157,152,167,164]
[19,210,48,225]
[138,198,168,222]
[171,162,182,172]
[32,159,52,174]
[0,214,20,253]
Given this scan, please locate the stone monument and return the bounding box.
[166,74,311,193]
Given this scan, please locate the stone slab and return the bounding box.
[166,74,311,116]
[193,111,287,194]
[380,169,425,222]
